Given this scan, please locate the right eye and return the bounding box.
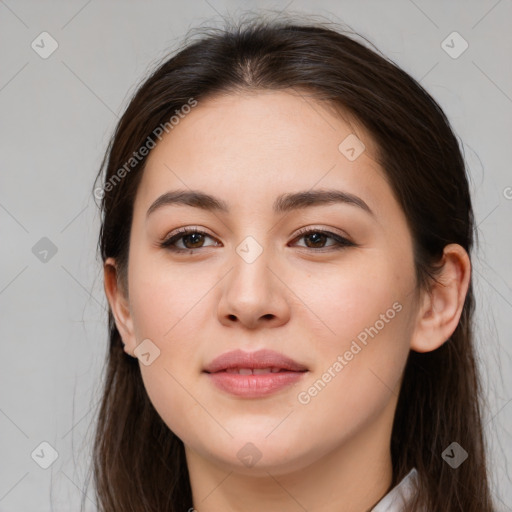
[159,228,221,253]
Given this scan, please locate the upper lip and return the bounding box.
[203,349,308,373]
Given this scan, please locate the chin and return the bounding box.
[192,430,325,477]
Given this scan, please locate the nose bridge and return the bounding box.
[217,229,290,328]
[229,232,274,297]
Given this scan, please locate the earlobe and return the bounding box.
[103,257,137,356]
[410,244,471,353]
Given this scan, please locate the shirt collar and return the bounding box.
[370,468,419,512]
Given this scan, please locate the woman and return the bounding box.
[89,16,495,511]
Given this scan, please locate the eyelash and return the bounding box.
[159,227,356,253]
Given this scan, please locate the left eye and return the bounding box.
[159,228,354,253]
[293,230,354,250]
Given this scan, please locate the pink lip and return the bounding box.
[203,349,308,398]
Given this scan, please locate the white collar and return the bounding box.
[370,468,419,511]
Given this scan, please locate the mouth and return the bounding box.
[203,348,308,374]
[219,367,300,374]
[203,349,308,398]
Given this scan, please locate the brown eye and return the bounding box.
[293,229,355,251]
[181,232,206,249]
[160,228,220,252]
[303,232,328,248]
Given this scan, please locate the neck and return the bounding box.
[185,403,396,512]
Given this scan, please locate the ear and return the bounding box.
[410,243,471,353]
[103,257,137,357]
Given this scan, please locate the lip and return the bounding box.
[203,349,308,398]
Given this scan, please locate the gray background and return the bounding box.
[1,0,511,510]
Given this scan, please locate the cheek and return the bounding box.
[139,359,207,440]
[127,251,214,341]
[126,252,218,435]
[294,299,412,447]
[291,254,409,348]
[292,255,413,408]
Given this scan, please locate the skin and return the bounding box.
[104,90,471,512]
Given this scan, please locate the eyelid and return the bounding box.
[164,225,213,239]
[293,225,352,241]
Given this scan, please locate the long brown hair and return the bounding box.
[86,14,495,511]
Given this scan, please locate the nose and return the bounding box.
[217,245,291,330]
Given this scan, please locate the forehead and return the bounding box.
[135,89,389,217]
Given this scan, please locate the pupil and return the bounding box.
[306,233,326,248]
[185,233,203,248]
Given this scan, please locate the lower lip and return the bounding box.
[205,370,307,398]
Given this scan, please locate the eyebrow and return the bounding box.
[146,189,374,218]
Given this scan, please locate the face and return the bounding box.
[115,90,421,476]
